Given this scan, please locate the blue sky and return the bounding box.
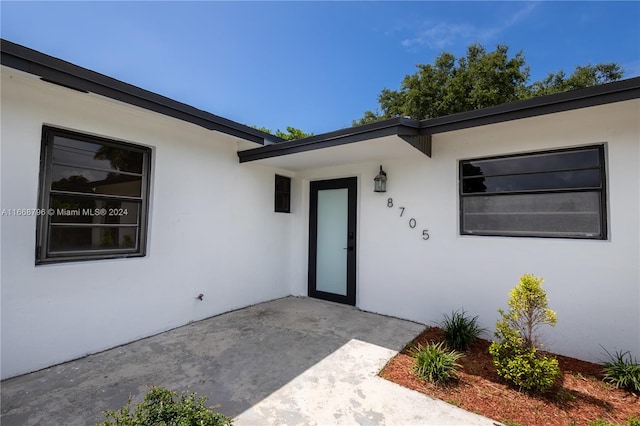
[2,1,639,135]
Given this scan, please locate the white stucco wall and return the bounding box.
[292,99,640,362]
[2,64,638,378]
[1,69,294,379]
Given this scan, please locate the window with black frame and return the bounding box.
[459,145,606,239]
[36,126,151,263]
[274,174,291,213]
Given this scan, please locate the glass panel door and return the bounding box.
[315,188,348,295]
[308,177,357,306]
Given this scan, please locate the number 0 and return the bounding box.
[409,218,416,228]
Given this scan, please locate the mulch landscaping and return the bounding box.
[380,327,640,426]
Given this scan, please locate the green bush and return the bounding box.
[97,386,233,426]
[499,274,557,349]
[489,274,561,393]
[489,336,560,393]
[439,309,485,351]
[601,348,640,393]
[412,341,463,384]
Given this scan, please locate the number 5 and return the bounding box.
[422,230,430,240]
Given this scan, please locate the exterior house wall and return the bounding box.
[2,57,638,380]
[1,70,294,379]
[292,99,639,362]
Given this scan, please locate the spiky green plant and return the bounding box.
[601,348,640,393]
[439,309,485,351]
[411,341,463,384]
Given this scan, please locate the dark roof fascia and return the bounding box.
[420,77,640,134]
[239,77,639,164]
[1,39,281,145]
[238,117,421,163]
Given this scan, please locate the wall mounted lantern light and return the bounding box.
[374,165,387,193]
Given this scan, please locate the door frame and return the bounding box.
[308,177,357,306]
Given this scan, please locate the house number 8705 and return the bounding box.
[387,198,429,240]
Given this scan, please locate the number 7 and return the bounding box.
[399,207,405,217]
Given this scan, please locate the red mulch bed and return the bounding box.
[380,327,640,425]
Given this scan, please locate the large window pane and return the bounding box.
[51,165,142,197]
[49,226,138,252]
[49,195,139,224]
[459,146,606,239]
[462,169,601,194]
[464,149,601,177]
[462,192,602,237]
[37,126,150,263]
[52,137,144,173]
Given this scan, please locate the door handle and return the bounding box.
[343,246,354,251]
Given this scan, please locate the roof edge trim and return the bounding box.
[238,118,421,163]
[420,77,640,133]
[1,39,282,145]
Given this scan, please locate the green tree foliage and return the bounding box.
[529,63,623,97]
[353,44,623,125]
[252,125,313,141]
[500,274,557,349]
[489,274,561,393]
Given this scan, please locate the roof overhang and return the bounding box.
[237,117,431,170]
[241,133,431,171]
[0,39,280,146]
[3,38,638,170]
[238,76,640,170]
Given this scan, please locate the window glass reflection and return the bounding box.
[49,196,139,224]
[51,165,142,197]
[464,149,600,177]
[50,226,138,252]
[52,137,143,173]
[463,170,601,193]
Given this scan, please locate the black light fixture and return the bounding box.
[374,165,387,192]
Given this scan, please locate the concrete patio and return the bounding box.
[1,297,496,425]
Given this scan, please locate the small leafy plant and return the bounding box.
[97,386,233,426]
[412,341,463,384]
[489,274,561,393]
[601,348,640,393]
[439,309,485,351]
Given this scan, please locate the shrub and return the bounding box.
[500,274,557,349]
[489,274,561,393]
[97,386,233,426]
[489,335,560,393]
[439,309,485,351]
[412,341,463,384]
[601,348,640,393]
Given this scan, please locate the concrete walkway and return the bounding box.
[1,297,497,425]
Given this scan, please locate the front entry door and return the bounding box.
[308,177,357,305]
